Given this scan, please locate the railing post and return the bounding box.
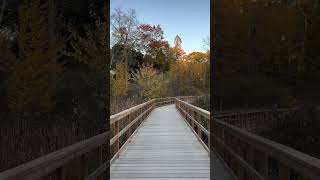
[208,115,210,150]
[279,162,290,180]
[81,154,88,178]
[221,126,225,143]
[98,146,104,180]
[197,113,202,138]
[260,152,269,178]
[191,109,194,129]
[191,109,195,129]
[127,114,132,140]
[246,144,254,166]
[238,166,244,180]
[114,121,119,154]
[57,166,66,180]
[237,140,245,180]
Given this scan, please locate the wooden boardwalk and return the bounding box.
[1,97,319,180]
[111,104,233,180]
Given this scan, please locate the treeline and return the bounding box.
[0,0,107,113]
[0,0,107,171]
[213,0,320,158]
[110,8,210,114]
[214,0,320,109]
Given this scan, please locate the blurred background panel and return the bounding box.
[212,0,320,179]
[0,0,109,179]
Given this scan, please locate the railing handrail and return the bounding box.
[175,98,210,153]
[176,98,320,179]
[214,107,298,118]
[0,132,109,180]
[110,96,198,121]
[213,118,320,179]
[109,96,199,162]
[110,96,197,124]
[110,99,155,124]
[175,98,210,119]
[110,103,155,146]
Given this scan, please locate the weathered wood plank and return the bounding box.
[111,105,233,180]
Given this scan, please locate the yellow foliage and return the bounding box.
[169,47,185,60]
[111,63,128,97]
[132,64,167,99]
[0,35,15,72]
[169,53,210,94]
[185,51,208,62]
[6,0,64,112]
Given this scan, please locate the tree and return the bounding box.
[0,30,15,110]
[111,63,128,97]
[137,23,164,55]
[0,0,6,26]
[136,24,174,71]
[185,51,208,62]
[66,5,108,111]
[293,0,320,106]
[6,0,64,112]
[169,46,184,61]
[131,64,167,99]
[185,51,209,90]
[202,35,210,52]
[110,43,144,72]
[0,0,19,29]
[212,0,307,108]
[111,8,139,90]
[151,40,171,71]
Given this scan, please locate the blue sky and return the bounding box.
[110,0,210,54]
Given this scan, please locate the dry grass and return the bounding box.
[0,113,105,172]
[191,95,210,111]
[110,96,145,115]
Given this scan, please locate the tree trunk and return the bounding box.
[296,1,319,131]
[0,0,6,26]
[110,47,116,69]
[124,46,129,91]
[48,0,56,104]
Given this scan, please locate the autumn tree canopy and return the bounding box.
[110,8,210,99]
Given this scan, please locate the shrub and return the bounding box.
[111,63,128,97]
[131,64,167,99]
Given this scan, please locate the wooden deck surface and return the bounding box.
[110,105,233,180]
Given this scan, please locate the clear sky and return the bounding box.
[110,0,210,54]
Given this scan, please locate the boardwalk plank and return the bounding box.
[110,105,233,180]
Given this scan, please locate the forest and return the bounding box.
[110,8,210,114]
[0,0,108,171]
[0,0,210,172]
[2,0,319,175]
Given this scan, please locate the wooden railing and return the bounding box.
[0,132,109,180]
[0,96,196,180]
[110,99,155,163]
[213,110,320,180]
[212,118,320,180]
[5,96,315,180]
[214,108,297,133]
[175,99,320,180]
[110,96,197,163]
[175,98,210,152]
